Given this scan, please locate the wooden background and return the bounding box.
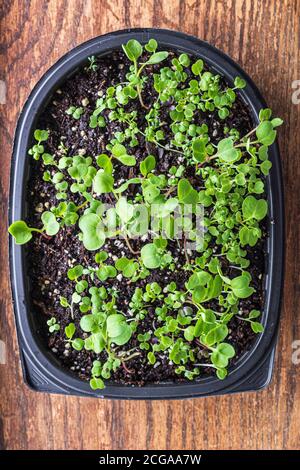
[0,0,299,450]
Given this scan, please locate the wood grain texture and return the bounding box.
[0,0,299,450]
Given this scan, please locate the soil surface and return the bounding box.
[26,49,264,385]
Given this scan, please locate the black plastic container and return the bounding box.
[9,28,284,399]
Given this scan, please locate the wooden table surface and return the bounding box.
[0,0,299,450]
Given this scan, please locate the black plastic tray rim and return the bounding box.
[9,28,284,399]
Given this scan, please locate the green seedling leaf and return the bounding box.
[177,178,198,204]
[260,160,272,176]
[97,154,113,174]
[122,39,143,61]
[141,243,160,269]
[146,51,169,64]
[106,314,125,337]
[259,108,272,121]
[115,257,138,278]
[217,138,239,162]
[145,38,157,52]
[90,377,105,390]
[80,314,97,333]
[34,129,49,142]
[93,170,114,194]
[191,59,204,75]
[256,121,276,146]
[79,213,105,250]
[41,211,59,236]
[239,226,260,247]
[251,321,264,333]
[231,274,254,298]
[65,322,76,339]
[117,155,136,166]
[187,271,211,290]
[147,352,156,365]
[95,251,108,263]
[42,153,55,165]
[242,196,268,221]
[179,53,190,67]
[211,342,235,368]
[216,368,228,380]
[72,338,84,351]
[106,314,132,345]
[116,197,134,223]
[8,221,34,244]
[184,325,195,342]
[60,296,70,308]
[271,117,283,128]
[234,77,246,89]
[140,155,156,176]
[115,177,141,194]
[68,264,83,280]
[47,317,60,333]
[204,324,228,346]
[249,309,261,319]
[97,265,117,281]
[192,138,206,162]
[111,143,136,166]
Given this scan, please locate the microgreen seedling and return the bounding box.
[122,39,169,108]
[28,129,49,160]
[47,317,60,333]
[237,309,264,333]
[66,106,84,119]
[9,211,59,245]
[88,55,98,71]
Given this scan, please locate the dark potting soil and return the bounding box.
[26,49,264,385]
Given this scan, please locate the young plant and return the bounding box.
[28,129,49,160]
[95,251,117,281]
[140,238,173,270]
[64,323,84,351]
[110,143,136,166]
[87,55,98,71]
[122,38,169,108]
[237,309,264,333]
[140,155,156,176]
[8,211,59,244]
[115,257,139,278]
[47,317,60,333]
[66,106,84,119]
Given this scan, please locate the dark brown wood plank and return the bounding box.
[0,0,299,450]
